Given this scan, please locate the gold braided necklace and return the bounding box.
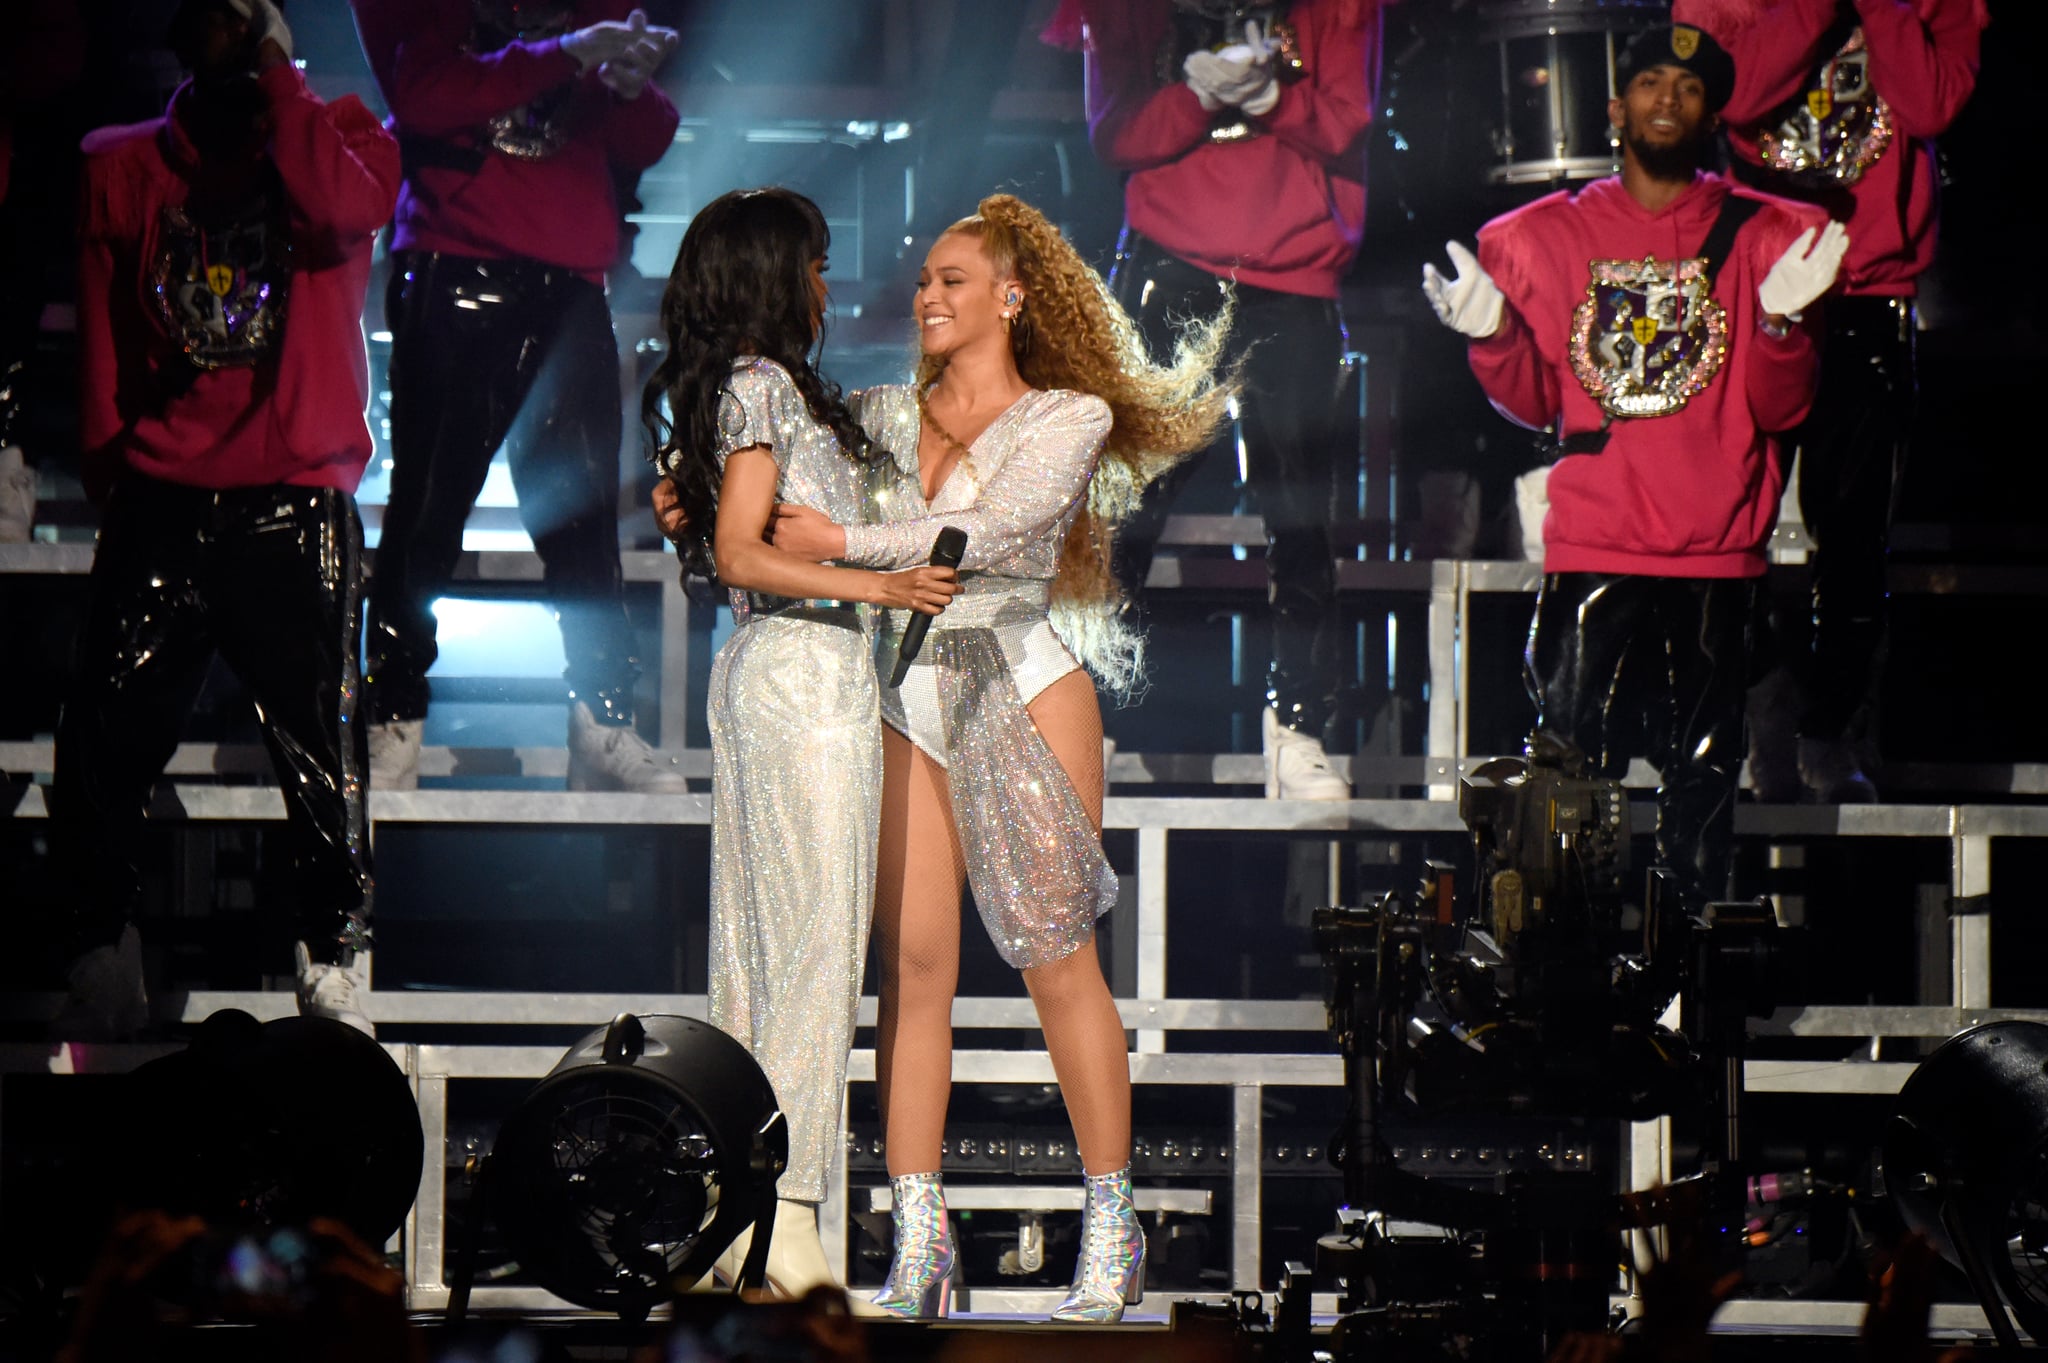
[915,384,984,493]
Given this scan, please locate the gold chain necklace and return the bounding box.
[915,385,984,492]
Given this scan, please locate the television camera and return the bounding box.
[1303,737,1804,1359]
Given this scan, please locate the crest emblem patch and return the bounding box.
[1569,255,1729,420]
[469,0,578,159]
[149,200,289,370]
[1671,25,1701,60]
[1759,26,1893,186]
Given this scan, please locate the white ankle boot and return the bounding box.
[706,1199,879,1309]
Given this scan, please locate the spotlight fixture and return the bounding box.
[1884,1020,2048,1348]
[450,1014,787,1323]
[127,1009,424,1245]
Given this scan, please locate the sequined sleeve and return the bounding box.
[715,359,808,469]
[841,391,1111,572]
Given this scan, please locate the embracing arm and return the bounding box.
[838,396,1112,571]
[713,448,958,612]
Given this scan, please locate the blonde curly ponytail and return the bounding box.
[924,193,1238,695]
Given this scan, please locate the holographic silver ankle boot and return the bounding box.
[872,1171,957,1317]
[1051,1165,1146,1322]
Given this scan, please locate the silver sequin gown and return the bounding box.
[846,385,1120,970]
[707,358,880,1203]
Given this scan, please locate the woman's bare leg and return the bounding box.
[873,725,968,1176]
[1018,670,1131,1175]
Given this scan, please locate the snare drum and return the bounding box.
[1477,0,1668,187]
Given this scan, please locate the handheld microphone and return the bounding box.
[889,525,968,687]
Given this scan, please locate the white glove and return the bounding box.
[596,20,678,98]
[564,8,679,74]
[1184,26,1281,115]
[1757,220,1850,319]
[1421,241,1505,339]
[227,0,292,61]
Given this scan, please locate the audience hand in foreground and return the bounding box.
[57,1210,205,1363]
[1862,1231,1973,1363]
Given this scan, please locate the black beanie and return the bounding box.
[1614,24,1737,113]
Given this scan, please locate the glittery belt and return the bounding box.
[746,592,859,621]
[879,577,1049,641]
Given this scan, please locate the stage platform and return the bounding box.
[4,535,2045,1354]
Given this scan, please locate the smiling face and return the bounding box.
[1610,63,1717,177]
[915,230,1021,360]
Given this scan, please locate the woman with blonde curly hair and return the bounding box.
[771,192,1232,1322]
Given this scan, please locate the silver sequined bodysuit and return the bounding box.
[847,385,1119,970]
[707,358,880,1203]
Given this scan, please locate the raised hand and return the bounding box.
[1422,241,1506,339]
[563,9,679,76]
[1758,220,1850,320]
[1183,48,1278,115]
[596,10,680,99]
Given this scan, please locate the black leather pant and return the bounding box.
[1525,574,1761,912]
[52,476,373,962]
[1109,230,1350,735]
[366,252,639,725]
[1792,295,1914,741]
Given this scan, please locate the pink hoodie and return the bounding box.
[1673,0,1986,294]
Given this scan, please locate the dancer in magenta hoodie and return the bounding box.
[1422,24,1842,912]
[348,0,684,793]
[1672,0,1987,801]
[1050,0,1384,800]
[54,0,398,1039]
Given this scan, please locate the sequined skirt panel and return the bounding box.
[878,618,1115,971]
[707,609,880,1201]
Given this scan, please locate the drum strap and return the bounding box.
[1555,193,1767,456]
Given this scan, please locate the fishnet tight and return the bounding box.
[871,669,1131,1176]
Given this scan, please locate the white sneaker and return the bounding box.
[1262,707,1350,801]
[567,701,687,793]
[0,445,34,544]
[366,718,424,791]
[294,942,375,1037]
[51,924,149,1040]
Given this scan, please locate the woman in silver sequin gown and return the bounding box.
[644,188,960,1298]
[773,194,1233,1321]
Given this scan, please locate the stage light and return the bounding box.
[452,1013,786,1323]
[127,1009,424,1246]
[1884,1020,2048,1348]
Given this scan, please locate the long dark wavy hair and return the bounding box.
[642,187,880,579]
